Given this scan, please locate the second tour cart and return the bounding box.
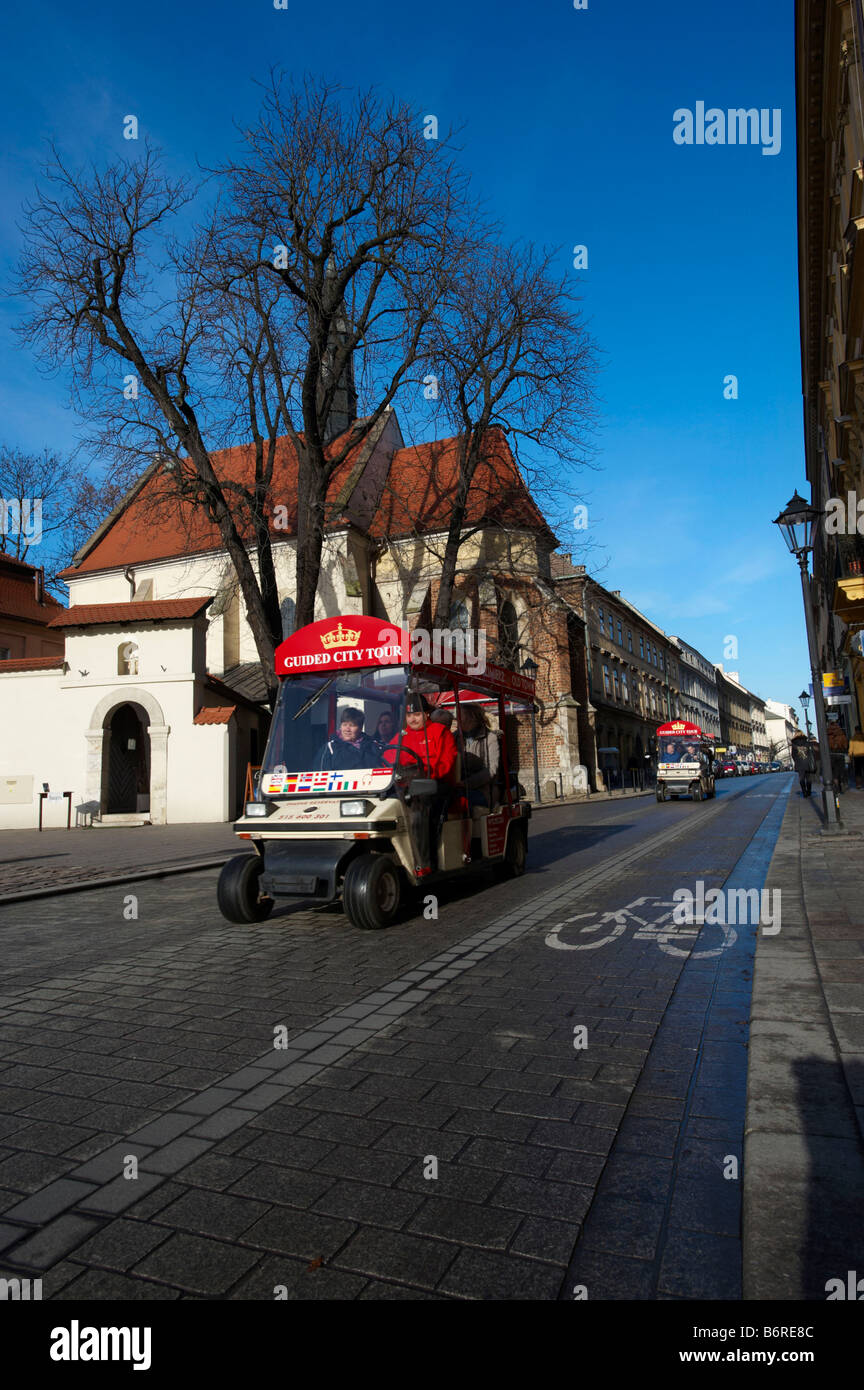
[217,615,534,930]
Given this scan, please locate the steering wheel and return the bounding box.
[385,747,427,780]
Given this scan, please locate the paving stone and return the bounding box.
[438,1246,562,1300]
[3,1178,98,1225]
[460,1136,552,1178]
[492,1174,594,1224]
[563,1247,659,1299]
[5,1213,103,1270]
[173,1153,255,1192]
[126,1114,201,1146]
[580,1195,665,1259]
[231,1253,367,1300]
[70,1143,155,1184]
[408,1196,520,1251]
[71,1218,174,1271]
[187,1108,254,1141]
[76,1172,167,1216]
[228,1162,334,1209]
[131,1232,261,1295]
[52,1268,182,1299]
[313,1179,422,1230]
[139,1137,214,1176]
[510,1215,581,1265]
[240,1207,356,1261]
[333,1227,457,1290]
[658,1227,741,1299]
[0,1152,73,1193]
[154,1189,270,1240]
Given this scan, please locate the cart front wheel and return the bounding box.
[217,854,274,924]
[342,853,403,930]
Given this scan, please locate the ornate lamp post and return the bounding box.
[773,492,841,830]
[521,656,541,803]
[799,688,812,740]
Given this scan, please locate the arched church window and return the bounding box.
[449,600,470,631]
[498,600,520,669]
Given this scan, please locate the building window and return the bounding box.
[617,620,623,645]
[0,647,10,661]
[627,630,633,652]
[598,606,604,627]
[621,672,629,703]
[498,600,520,669]
[613,669,620,699]
[603,664,611,696]
[608,615,614,640]
[639,635,645,659]
[449,600,470,631]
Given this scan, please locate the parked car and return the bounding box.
[717,761,738,778]
[769,761,782,772]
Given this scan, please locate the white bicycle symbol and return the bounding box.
[544,895,737,959]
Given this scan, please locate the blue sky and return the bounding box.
[0,0,807,714]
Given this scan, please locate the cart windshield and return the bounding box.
[658,737,703,765]
[258,666,409,797]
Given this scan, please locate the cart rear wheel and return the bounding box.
[342,853,403,930]
[217,854,274,924]
[656,787,665,802]
[501,823,527,878]
[692,784,703,802]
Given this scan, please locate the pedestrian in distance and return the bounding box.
[826,718,849,793]
[790,733,815,797]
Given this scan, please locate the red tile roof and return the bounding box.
[0,555,65,625]
[48,598,213,628]
[60,421,552,577]
[0,655,65,673]
[193,706,235,725]
[62,427,370,578]
[370,429,553,540]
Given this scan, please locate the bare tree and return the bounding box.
[15,77,481,695]
[415,240,598,631]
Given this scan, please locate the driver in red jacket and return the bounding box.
[382,693,459,874]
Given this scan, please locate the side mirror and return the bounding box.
[408,779,438,798]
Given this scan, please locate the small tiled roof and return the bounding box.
[193,706,235,725]
[48,598,213,628]
[0,656,65,673]
[205,672,268,711]
[220,662,271,705]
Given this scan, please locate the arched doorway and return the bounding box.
[86,687,169,824]
[106,703,151,813]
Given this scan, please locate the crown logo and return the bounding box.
[321,621,361,650]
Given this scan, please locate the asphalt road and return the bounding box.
[0,774,792,1300]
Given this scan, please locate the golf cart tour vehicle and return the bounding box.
[217,615,535,930]
[655,720,716,802]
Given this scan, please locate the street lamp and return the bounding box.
[798,688,812,740]
[773,491,841,830]
[521,656,541,803]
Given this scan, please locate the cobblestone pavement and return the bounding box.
[0,824,239,900]
[0,777,808,1299]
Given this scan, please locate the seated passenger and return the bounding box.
[316,708,380,771]
[459,705,500,809]
[662,741,680,763]
[372,711,396,755]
